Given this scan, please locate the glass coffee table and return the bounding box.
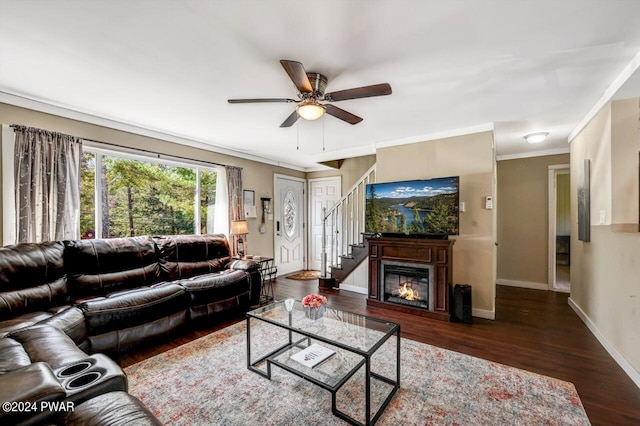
[246,300,400,426]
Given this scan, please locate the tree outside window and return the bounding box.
[80,150,218,238]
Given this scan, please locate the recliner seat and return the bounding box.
[0,233,258,424]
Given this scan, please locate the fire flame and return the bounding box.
[398,282,419,301]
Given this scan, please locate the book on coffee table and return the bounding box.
[290,343,336,368]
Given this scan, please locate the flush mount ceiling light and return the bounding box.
[297,99,325,121]
[524,132,549,144]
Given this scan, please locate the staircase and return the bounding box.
[319,164,376,288]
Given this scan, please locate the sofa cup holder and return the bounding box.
[57,361,93,378]
[66,371,103,390]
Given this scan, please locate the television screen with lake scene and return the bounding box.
[365,177,459,236]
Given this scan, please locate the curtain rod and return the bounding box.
[81,137,238,170]
[10,123,238,170]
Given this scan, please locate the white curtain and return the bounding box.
[12,125,82,243]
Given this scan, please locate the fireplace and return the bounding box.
[381,261,434,311]
[367,236,454,321]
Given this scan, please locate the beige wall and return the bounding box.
[0,103,304,256]
[570,99,640,380]
[376,131,497,317]
[496,154,570,286]
[306,155,376,194]
[611,98,640,231]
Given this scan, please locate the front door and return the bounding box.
[274,175,306,276]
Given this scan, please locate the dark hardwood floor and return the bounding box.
[120,279,640,426]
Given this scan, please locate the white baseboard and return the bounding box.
[338,284,368,295]
[568,297,640,389]
[472,308,495,320]
[496,278,549,291]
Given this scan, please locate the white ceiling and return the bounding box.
[1,0,640,170]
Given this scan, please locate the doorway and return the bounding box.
[308,177,342,272]
[274,174,306,276]
[548,165,571,292]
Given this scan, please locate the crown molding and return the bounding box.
[496,147,570,161]
[374,123,495,150]
[568,49,640,142]
[0,92,310,172]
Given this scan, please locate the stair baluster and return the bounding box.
[320,164,376,284]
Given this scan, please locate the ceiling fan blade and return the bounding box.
[325,83,392,102]
[280,109,300,128]
[280,60,313,93]
[325,104,363,125]
[228,98,297,103]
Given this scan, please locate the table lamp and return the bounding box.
[230,219,249,257]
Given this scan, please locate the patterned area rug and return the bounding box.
[125,320,590,425]
[286,270,321,280]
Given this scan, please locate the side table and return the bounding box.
[244,256,276,305]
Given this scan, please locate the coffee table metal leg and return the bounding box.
[332,329,401,425]
[246,317,251,370]
[365,356,371,425]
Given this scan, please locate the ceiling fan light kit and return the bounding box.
[297,99,325,120]
[228,60,392,127]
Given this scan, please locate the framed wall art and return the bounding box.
[578,159,591,242]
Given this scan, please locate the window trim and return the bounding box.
[82,142,223,239]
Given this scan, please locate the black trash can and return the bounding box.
[451,284,472,324]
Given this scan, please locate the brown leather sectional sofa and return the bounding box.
[0,234,261,425]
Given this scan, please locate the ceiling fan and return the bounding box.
[228,60,392,127]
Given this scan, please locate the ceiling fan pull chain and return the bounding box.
[322,116,326,152]
[296,120,300,151]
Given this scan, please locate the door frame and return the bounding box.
[307,176,342,272]
[273,174,308,275]
[548,164,570,291]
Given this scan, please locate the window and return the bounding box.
[80,147,223,239]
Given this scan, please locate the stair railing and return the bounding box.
[320,164,376,278]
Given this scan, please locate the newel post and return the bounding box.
[320,207,327,278]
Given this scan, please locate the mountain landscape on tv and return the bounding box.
[365,177,459,235]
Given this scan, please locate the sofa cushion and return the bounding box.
[0,241,68,320]
[57,391,162,426]
[64,237,163,297]
[154,234,232,280]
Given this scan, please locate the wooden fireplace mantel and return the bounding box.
[367,236,454,321]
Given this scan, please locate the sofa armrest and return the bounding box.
[227,260,262,305]
[79,284,187,336]
[8,325,88,370]
[227,259,259,272]
[0,362,65,424]
[36,306,87,347]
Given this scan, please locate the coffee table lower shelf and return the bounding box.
[247,319,400,426]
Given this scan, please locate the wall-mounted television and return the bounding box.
[365,176,459,236]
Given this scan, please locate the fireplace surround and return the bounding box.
[367,236,454,321]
